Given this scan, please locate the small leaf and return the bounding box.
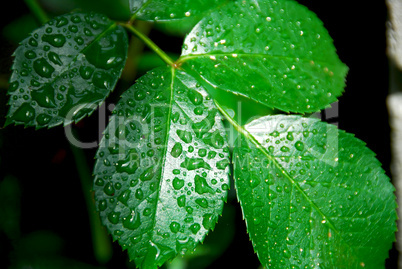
[6,12,128,128]
[233,115,396,268]
[130,0,229,22]
[179,0,348,113]
[93,67,230,268]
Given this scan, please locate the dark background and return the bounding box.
[0,0,396,268]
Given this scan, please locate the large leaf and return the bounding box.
[232,115,396,268]
[93,66,230,268]
[130,0,229,22]
[5,12,128,128]
[178,0,348,113]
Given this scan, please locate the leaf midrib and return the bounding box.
[178,53,339,69]
[147,67,175,255]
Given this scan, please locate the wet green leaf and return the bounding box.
[233,115,396,268]
[93,66,230,268]
[130,0,229,22]
[5,12,128,128]
[179,0,348,113]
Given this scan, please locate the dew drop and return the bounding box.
[74,36,85,45]
[135,188,144,200]
[187,89,203,105]
[249,177,261,188]
[176,129,193,143]
[98,200,107,211]
[116,149,140,174]
[134,89,146,101]
[177,195,186,207]
[25,50,37,59]
[198,148,207,157]
[181,157,211,170]
[216,159,229,170]
[28,38,38,47]
[140,167,155,181]
[172,177,185,190]
[71,15,81,23]
[295,141,304,151]
[42,34,66,47]
[270,131,280,137]
[92,71,112,89]
[68,25,78,33]
[103,182,115,196]
[171,142,183,158]
[194,175,214,194]
[107,211,120,224]
[194,107,204,115]
[117,189,131,206]
[195,198,208,208]
[11,102,35,123]
[123,210,141,229]
[36,113,52,125]
[33,58,54,78]
[79,66,94,79]
[47,51,63,66]
[203,131,224,149]
[170,222,180,233]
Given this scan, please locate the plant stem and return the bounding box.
[121,23,176,67]
[24,0,49,24]
[121,21,152,83]
[70,129,112,264]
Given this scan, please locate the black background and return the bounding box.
[0,0,397,268]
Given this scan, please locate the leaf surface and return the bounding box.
[93,66,230,268]
[130,0,229,22]
[179,0,348,113]
[6,12,128,128]
[233,115,396,268]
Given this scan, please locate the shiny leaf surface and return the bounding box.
[233,115,396,268]
[179,0,348,113]
[6,12,128,128]
[93,66,230,268]
[130,0,229,22]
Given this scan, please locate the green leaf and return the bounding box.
[233,115,396,268]
[179,0,348,113]
[5,12,128,128]
[130,0,229,22]
[93,66,230,268]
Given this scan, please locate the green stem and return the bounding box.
[121,23,176,67]
[70,129,113,264]
[121,21,152,83]
[24,0,49,24]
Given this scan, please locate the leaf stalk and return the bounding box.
[121,23,176,67]
[24,0,49,24]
